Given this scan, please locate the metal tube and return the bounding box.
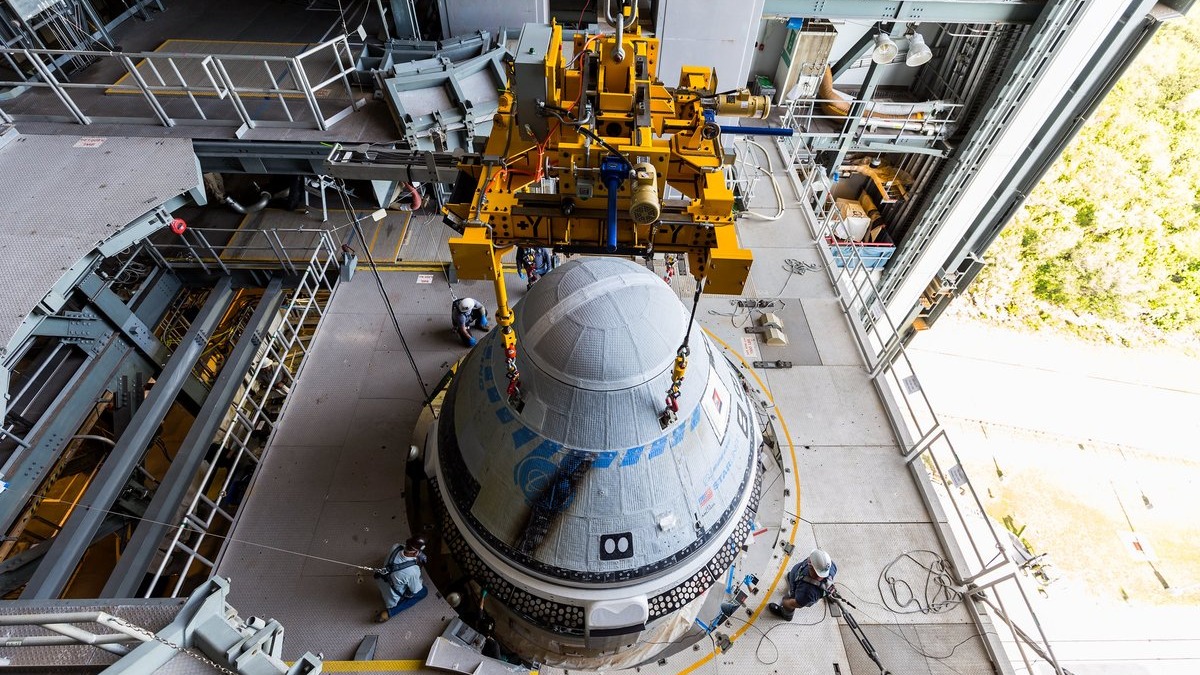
[290,55,327,131]
[119,55,173,127]
[719,125,793,137]
[40,623,131,655]
[0,633,135,648]
[603,173,620,252]
[190,229,232,276]
[23,49,90,124]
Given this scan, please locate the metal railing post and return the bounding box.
[22,49,90,124]
[118,54,174,127]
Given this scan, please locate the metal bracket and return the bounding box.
[753,360,793,369]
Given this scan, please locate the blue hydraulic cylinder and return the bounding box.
[719,125,794,136]
[599,156,630,253]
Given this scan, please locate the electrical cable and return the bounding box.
[576,0,592,29]
[775,258,821,296]
[724,601,829,665]
[546,107,634,167]
[835,585,993,672]
[876,549,964,615]
[333,180,434,408]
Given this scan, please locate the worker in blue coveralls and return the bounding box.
[516,246,556,287]
[373,537,429,622]
[451,297,489,347]
[768,548,837,621]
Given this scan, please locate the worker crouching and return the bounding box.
[451,298,489,346]
[769,548,838,621]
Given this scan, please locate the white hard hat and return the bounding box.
[809,549,832,578]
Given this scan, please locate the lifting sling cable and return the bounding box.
[663,278,704,422]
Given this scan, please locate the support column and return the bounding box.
[76,273,209,411]
[824,23,896,176]
[21,278,235,600]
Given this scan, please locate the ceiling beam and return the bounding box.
[762,0,1045,24]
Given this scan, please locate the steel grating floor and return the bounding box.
[212,142,997,674]
[0,131,200,349]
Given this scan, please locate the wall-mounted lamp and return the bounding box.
[872,33,897,64]
[906,32,932,66]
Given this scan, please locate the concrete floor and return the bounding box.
[213,146,999,674]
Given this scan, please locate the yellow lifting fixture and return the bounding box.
[442,0,771,407]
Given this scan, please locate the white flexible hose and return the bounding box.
[737,139,785,221]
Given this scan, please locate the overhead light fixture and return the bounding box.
[906,32,932,66]
[872,33,898,64]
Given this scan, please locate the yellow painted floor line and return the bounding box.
[313,661,535,674]
[358,262,523,273]
[315,660,425,672]
[676,329,802,674]
[393,210,413,262]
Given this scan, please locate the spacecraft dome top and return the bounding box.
[435,256,760,592]
[514,257,687,392]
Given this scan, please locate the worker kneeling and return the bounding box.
[374,537,429,622]
[451,297,489,346]
[769,548,837,621]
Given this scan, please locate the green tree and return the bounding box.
[965,11,1200,348]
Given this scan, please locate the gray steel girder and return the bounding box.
[21,278,235,600]
[75,273,209,410]
[102,577,322,674]
[101,280,284,598]
[0,339,136,535]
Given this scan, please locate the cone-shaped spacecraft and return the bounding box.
[426,257,762,666]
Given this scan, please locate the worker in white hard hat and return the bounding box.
[451,297,489,346]
[769,548,837,621]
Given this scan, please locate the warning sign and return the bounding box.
[73,137,106,148]
[416,274,433,284]
[741,335,761,359]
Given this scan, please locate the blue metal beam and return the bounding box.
[831,30,876,79]
[75,273,209,411]
[21,278,235,600]
[762,0,1046,24]
[0,341,136,535]
[101,280,284,598]
[29,312,109,342]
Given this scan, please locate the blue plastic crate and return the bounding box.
[825,237,895,269]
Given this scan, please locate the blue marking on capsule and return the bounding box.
[592,450,618,468]
[512,426,538,448]
[621,445,644,467]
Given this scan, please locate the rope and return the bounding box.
[78,504,377,572]
[334,180,434,407]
